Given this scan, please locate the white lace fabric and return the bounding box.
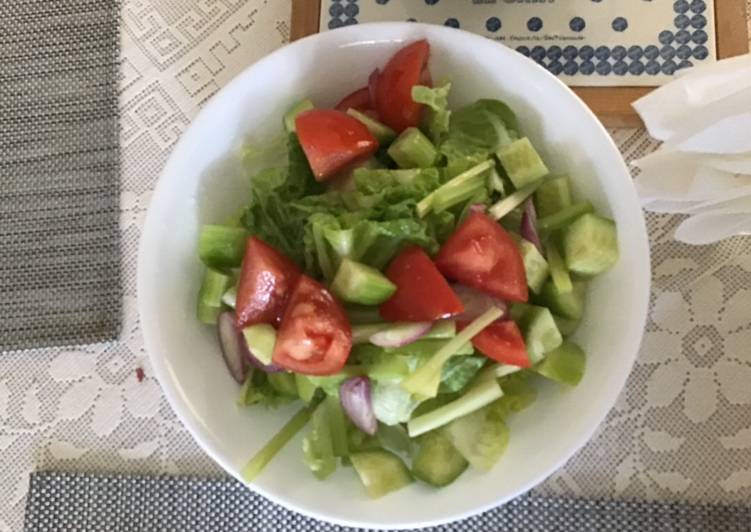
[1,2,750,531]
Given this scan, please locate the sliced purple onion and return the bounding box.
[369,322,432,348]
[452,285,507,322]
[368,68,380,108]
[245,351,284,373]
[217,312,249,383]
[520,198,544,255]
[340,376,377,436]
[468,203,486,215]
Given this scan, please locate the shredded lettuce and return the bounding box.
[412,82,452,144]
[238,370,296,409]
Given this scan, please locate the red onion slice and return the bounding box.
[370,322,432,348]
[340,376,377,436]
[368,68,380,109]
[217,312,249,383]
[521,198,544,255]
[468,203,486,215]
[245,352,284,373]
[452,285,507,322]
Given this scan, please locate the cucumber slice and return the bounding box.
[242,324,277,365]
[553,315,581,337]
[197,268,232,324]
[295,374,317,403]
[535,175,572,218]
[303,401,337,480]
[445,404,509,471]
[347,108,397,144]
[411,430,468,487]
[519,239,549,294]
[267,373,298,397]
[387,127,439,169]
[546,242,573,294]
[488,179,543,220]
[541,280,586,321]
[350,450,413,499]
[563,213,619,276]
[324,395,349,457]
[513,305,563,364]
[284,99,314,133]
[331,258,396,305]
[198,225,246,268]
[538,202,594,233]
[535,342,586,386]
[496,137,549,189]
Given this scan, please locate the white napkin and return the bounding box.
[632,54,751,245]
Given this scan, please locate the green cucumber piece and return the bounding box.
[546,242,573,294]
[519,240,549,295]
[296,374,318,403]
[423,320,456,340]
[411,430,468,487]
[496,137,549,189]
[553,315,581,337]
[563,213,619,276]
[303,401,337,480]
[488,179,543,220]
[330,258,396,305]
[535,175,572,218]
[535,342,586,386]
[350,450,413,499]
[197,268,232,324]
[538,202,594,233]
[513,305,563,364]
[284,99,314,133]
[198,225,246,268]
[242,324,276,365]
[324,395,349,457]
[347,108,397,145]
[445,404,509,471]
[268,373,298,397]
[387,127,439,169]
[541,280,586,321]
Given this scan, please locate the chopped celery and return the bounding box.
[423,320,456,340]
[401,307,503,399]
[197,268,232,324]
[350,450,413,499]
[407,378,503,437]
[295,374,317,403]
[242,324,276,365]
[241,402,318,482]
[267,373,298,397]
[417,160,493,218]
[535,342,586,386]
[283,99,314,133]
[331,258,396,305]
[387,127,439,169]
[546,241,573,294]
[519,239,549,294]
[411,430,468,487]
[538,201,594,233]
[488,179,543,220]
[445,402,509,471]
[494,364,523,378]
[303,401,337,480]
[347,109,397,145]
[431,174,486,214]
[198,225,247,268]
[324,395,349,457]
[496,137,549,189]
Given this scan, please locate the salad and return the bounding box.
[196,40,619,499]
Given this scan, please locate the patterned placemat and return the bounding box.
[0,1,121,351]
[23,471,751,531]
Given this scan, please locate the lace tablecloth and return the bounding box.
[1,2,750,531]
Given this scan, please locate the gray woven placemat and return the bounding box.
[23,472,751,531]
[0,0,121,351]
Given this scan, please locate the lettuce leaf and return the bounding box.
[440,99,519,164]
[412,82,452,144]
[238,370,295,409]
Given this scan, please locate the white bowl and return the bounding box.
[138,22,650,530]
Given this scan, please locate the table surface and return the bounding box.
[1,2,751,531]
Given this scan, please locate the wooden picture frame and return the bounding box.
[291,0,748,128]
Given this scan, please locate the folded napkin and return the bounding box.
[632,54,751,245]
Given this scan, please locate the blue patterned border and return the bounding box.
[326,0,712,78]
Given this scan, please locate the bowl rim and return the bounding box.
[138,21,651,530]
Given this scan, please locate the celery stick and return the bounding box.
[431,174,486,213]
[325,395,349,457]
[488,179,543,220]
[401,307,503,399]
[407,378,503,437]
[416,160,493,218]
[538,202,594,233]
[295,374,317,403]
[303,401,337,480]
[351,323,389,344]
[241,402,318,482]
[546,241,573,294]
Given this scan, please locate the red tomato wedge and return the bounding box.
[380,246,464,322]
[436,212,529,303]
[459,320,530,368]
[375,40,431,133]
[334,87,372,112]
[295,109,379,182]
[235,237,302,329]
[272,275,352,376]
